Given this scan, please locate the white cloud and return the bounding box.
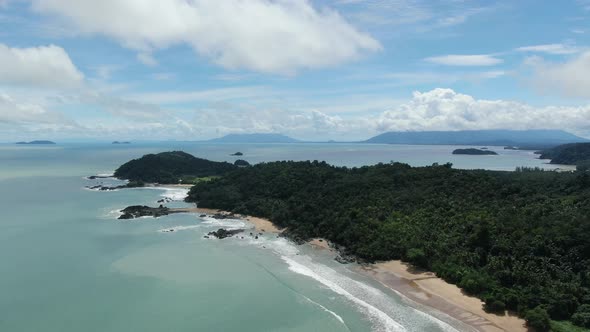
[525,51,590,99]
[137,53,157,67]
[128,86,269,105]
[516,43,580,55]
[0,92,78,134]
[424,54,503,66]
[0,43,84,87]
[374,88,590,136]
[32,0,381,74]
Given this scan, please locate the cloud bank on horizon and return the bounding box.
[0,0,590,141]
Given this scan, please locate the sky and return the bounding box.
[1,0,590,141]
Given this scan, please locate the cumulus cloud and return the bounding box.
[525,51,590,99]
[32,0,381,74]
[374,88,590,136]
[0,43,84,87]
[425,54,503,66]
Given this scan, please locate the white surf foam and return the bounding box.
[282,255,406,332]
[302,295,348,327]
[239,236,460,332]
[159,187,189,201]
[97,172,115,177]
[137,187,189,201]
[200,217,247,229]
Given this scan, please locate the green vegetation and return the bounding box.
[540,143,590,166]
[114,151,236,184]
[452,148,498,155]
[186,160,590,327]
[551,320,590,332]
[234,159,251,167]
[179,175,221,185]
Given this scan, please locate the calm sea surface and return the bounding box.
[0,142,568,332]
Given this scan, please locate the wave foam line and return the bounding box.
[302,296,349,330]
[282,255,406,332]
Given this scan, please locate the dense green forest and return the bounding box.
[114,151,236,183]
[540,143,590,169]
[186,160,590,330]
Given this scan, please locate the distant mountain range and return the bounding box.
[208,133,300,143]
[204,130,588,146]
[363,130,588,147]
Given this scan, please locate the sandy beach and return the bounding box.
[360,261,528,332]
[308,238,332,250]
[171,206,528,332]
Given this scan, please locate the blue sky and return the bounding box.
[1,0,590,141]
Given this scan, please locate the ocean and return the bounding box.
[0,142,568,332]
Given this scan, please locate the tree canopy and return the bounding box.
[114,151,236,183]
[186,160,590,327]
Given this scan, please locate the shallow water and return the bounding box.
[0,142,562,331]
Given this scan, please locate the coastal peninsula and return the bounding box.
[108,152,590,331]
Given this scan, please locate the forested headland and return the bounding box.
[540,143,590,172]
[186,160,590,331]
[114,151,237,184]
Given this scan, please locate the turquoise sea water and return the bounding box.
[0,143,569,332]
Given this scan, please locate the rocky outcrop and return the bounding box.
[118,205,171,219]
[207,228,244,239]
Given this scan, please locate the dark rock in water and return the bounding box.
[86,181,145,191]
[88,175,113,180]
[207,228,244,239]
[199,214,207,218]
[204,235,210,239]
[255,236,259,239]
[118,205,171,219]
[231,152,244,156]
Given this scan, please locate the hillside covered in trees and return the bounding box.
[540,143,590,170]
[186,160,590,330]
[114,151,237,184]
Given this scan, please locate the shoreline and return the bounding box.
[301,236,528,332]
[357,261,528,332]
[164,203,528,332]
[172,207,282,233]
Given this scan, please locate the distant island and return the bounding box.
[208,133,300,143]
[114,151,236,184]
[112,141,131,144]
[452,148,498,155]
[15,140,56,145]
[364,129,587,146]
[230,152,243,156]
